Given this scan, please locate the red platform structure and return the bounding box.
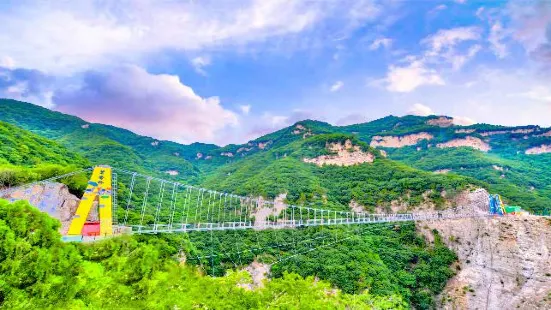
[82,222,101,236]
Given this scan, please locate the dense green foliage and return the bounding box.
[0,121,87,167]
[2,99,549,212]
[202,134,475,210]
[386,147,551,212]
[0,200,410,309]
[0,99,212,182]
[0,121,89,191]
[181,222,457,308]
[2,99,550,308]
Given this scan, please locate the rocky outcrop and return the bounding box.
[165,170,179,176]
[292,124,313,139]
[239,260,271,290]
[370,133,433,148]
[427,117,454,127]
[525,144,551,155]
[258,141,272,150]
[455,129,476,134]
[237,147,253,153]
[1,182,83,234]
[221,152,234,157]
[251,194,288,228]
[421,216,551,309]
[304,140,374,167]
[437,136,491,152]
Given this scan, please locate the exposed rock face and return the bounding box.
[304,139,374,167]
[221,152,234,157]
[251,194,287,228]
[538,130,551,137]
[292,124,313,139]
[512,128,536,134]
[165,170,179,176]
[151,141,159,146]
[370,132,433,148]
[292,124,306,135]
[237,147,252,153]
[525,144,551,155]
[349,200,366,213]
[455,129,476,134]
[480,130,511,137]
[258,141,272,150]
[479,128,535,137]
[240,260,271,290]
[434,169,451,174]
[1,182,83,234]
[427,117,454,127]
[421,216,551,310]
[437,136,491,152]
[81,124,90,129]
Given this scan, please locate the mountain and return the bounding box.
[1,99,550,213]
[0,120,89,189]
[0,99,216,182]
[3,99,551,308]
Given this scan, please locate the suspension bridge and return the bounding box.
[2,165,541,274]
[0,166,498,240]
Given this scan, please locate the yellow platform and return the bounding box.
[67,167,113,236]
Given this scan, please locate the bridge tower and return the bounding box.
[66,166,113,237]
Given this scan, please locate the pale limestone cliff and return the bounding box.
[437,136,491,152]
[370,132,433,148]
[304,139,374,167]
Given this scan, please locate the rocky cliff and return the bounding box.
[0,182,90,234]
[419,211,551,309]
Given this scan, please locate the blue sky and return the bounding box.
[0,0,550,145]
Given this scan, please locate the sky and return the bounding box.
[0,0,550,145]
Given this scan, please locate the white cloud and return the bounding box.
[330,81,344,92]
[475,7,485,19]
[512,86,551,102]
[0,0,386,75]
[455,0,467,4]
[191,56,211,76]
[452,116,475,125]
[422,26,481,57]
[489,22,508,58]
[0,56,16,69]
[54,65,238,144]
[408,103,434,116]
[428,4,447,16]
[385,60,445,92]
[369,37,392,50]
[0,67,55,107]
[240,104,252,115]
[449,44,481,70]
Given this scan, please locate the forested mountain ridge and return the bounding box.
[0,121,89,189]
[2,99,551,308]
[1,99,550,213]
